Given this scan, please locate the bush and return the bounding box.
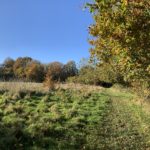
[67,64,115,88]
[43,75,55,91]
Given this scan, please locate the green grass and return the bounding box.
[0,89,110,150]
[99,89,150,149]
[0,88,150,150]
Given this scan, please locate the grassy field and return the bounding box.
[0,82,102,93]
[0,82,150,149]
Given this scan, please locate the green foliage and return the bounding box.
[87,0,150,83]
[68,62,121,87]
[67,65,96,85]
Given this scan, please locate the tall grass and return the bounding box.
[0,81,48,93]
[0,82,102,94]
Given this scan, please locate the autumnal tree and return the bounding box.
[25,61,45,82]
[87,0,150,84]
[43,62,63,90]
[13,57,32,80]
[46,62,63,81]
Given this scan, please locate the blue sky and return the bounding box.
[0,0,93,64]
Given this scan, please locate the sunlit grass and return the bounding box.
[0,86,149,149]
[0,89,109,149]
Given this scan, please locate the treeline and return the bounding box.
[0,56,149,98]
[0,57,78,82]
[0,57,123,88]
[68,59,126,87]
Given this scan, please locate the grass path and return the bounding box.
[99,89,150,149]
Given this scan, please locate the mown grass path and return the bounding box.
[98,89,150,150]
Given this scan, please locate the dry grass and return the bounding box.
[0,82,48,93]
[57,83,102,92]
[3,81,149,114]
[0,82,102,94]
[132,98,150,115]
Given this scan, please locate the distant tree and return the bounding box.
[46,62,63,81]
[0,64,4,80]
[2,58,15,80]
[62,61,78,80]
[13,57,32,80]
[68,59,124,87]
[79,65,94,76]
[78,58,91,69]
[25,61,45,82]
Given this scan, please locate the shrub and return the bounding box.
[67,65,114,88]
[43,75,55,91]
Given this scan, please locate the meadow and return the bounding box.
[0,0,149,149]
[0,82,149,150]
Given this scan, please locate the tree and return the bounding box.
[87,0,150,83]
[46,62,63,81]
[62,61,78,80]
[25,61,45,82]
[13,57,32,80]
[2,58,15,80]
[0,64,4,80]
